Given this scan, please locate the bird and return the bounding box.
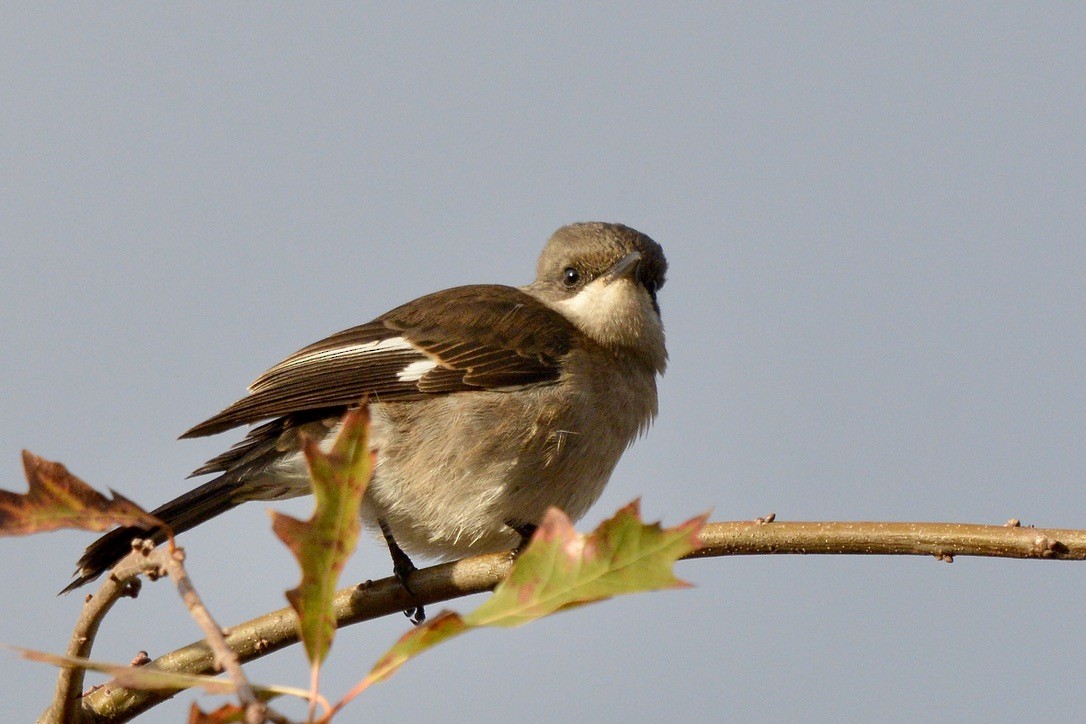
[65,222,668,622]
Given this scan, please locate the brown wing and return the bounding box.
[180,284,576,438]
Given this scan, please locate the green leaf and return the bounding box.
[468,500,704,627]
[0,451,160,536]
[347,502,705,698]
[363,611,467,687]
[270,406,374,669]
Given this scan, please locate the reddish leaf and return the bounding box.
[189,703,244,723]
[0,451,159,536]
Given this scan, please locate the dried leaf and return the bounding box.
[270,406,374,668]
[188,702,245,723]
[0,451,158,536]
[12,647,307,700]
[15,647,238,695]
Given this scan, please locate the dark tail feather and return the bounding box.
[61,474,244,594]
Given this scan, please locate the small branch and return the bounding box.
[38,544,157,723]
[160,546,267,724]
[45,543,282,723]
[80,552,513,720]
[78,518,1086,721]
[685,519,1086,561]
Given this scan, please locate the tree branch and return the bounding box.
[686,518,1083,561]
[38,544,157,724]
[78,518,1086,721]
[42,542,282,723]
[79,551,512,721]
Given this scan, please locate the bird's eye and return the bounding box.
[562,267,581,287]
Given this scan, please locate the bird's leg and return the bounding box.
[506,521,538,557]
[378,518,425,625]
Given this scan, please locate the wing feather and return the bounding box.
[181,285,575,439]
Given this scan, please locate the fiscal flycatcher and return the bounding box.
[67,222,668,621]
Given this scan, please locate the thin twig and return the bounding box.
[160,546,268,724]
[78,517,1086,721]
[38,543,158,723]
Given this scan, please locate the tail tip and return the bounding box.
[58,569,99,596]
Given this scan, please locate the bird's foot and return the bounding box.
[507,521,538,558]
[380,519,426,625]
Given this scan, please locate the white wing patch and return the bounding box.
[249,336,416,392]
[397,358,439,382]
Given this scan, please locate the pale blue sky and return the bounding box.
[3,4,1085,721]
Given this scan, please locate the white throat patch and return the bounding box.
[552,276,664,361]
